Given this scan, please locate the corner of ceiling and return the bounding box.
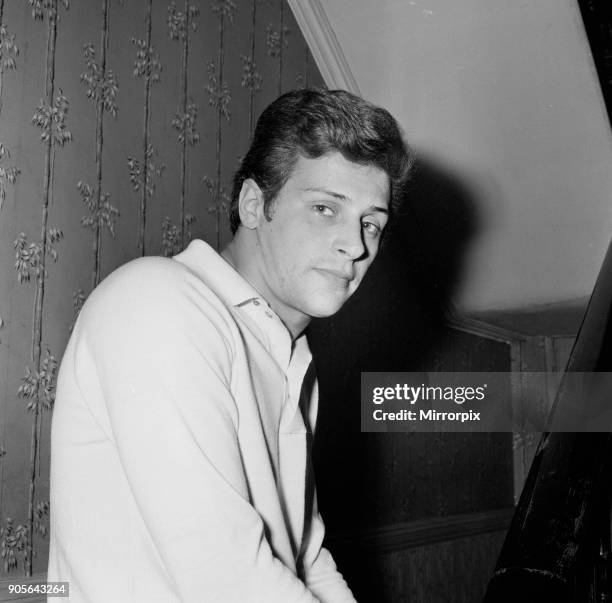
[286,0,361,95]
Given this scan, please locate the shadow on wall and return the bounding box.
[307,155,480,601]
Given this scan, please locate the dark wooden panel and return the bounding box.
[311,322,514,533]
[329,508,514,554]
[342,530,506,603]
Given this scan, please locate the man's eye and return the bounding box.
[313,204,335,216]
[362,221,381,236]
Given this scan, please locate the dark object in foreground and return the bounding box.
[484,240,612,603]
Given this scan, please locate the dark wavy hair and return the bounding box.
[229,88,414,234]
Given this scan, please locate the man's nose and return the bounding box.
[335,222,366,260]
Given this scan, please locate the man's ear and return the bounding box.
[238,178,265,230]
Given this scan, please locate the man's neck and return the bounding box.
[221,236,310,340]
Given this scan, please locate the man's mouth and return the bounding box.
[315,268,355,284]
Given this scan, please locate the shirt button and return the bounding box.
[253,299,260,306]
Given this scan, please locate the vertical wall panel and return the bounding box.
[184,3,213,247]
[0,0,321,576]
[100,0,146,278]
[281,6,305,92]
[252,0,282,125]
[198,3,221,247]
[146,0,177,258]
[208,1,233,249]
[220,1,250,247]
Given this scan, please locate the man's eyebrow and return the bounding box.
[302,186,348,200]
[301,187,389,214]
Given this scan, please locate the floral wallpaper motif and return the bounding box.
[0,19,19,211]
[0,0,323,576]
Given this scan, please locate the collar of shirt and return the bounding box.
[173,240,313,431]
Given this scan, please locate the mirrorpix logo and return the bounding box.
[370,382,486,423]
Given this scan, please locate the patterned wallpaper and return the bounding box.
[0,0,323,576]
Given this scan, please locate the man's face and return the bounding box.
[246,152,390,332]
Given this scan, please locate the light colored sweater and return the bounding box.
[48,240,355,602]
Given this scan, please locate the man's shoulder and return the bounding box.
[77,255,237,343]
[91,255,209,304]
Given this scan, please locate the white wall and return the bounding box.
[319,0,612,312]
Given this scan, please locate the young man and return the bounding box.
[48,89,413,602]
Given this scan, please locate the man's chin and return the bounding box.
[303,295,351,319]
